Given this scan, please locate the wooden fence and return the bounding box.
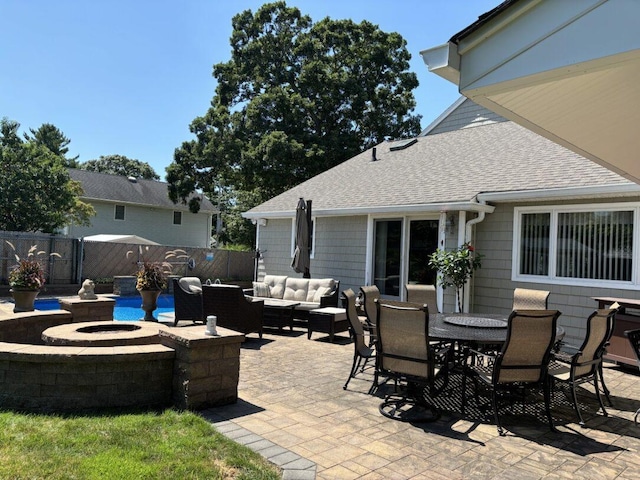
[0,231,254,288]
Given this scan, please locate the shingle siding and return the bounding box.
[472,200,640,344]
[427,98,508,135]
[256,216,368,292]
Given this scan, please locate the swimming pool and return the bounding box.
[34,295,175,321]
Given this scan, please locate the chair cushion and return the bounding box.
[252,281,271,298]
[263,275,287,299]
[179,277,202,293]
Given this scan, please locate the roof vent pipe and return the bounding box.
[372,147,377,161]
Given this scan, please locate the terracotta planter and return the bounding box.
[138,289,162,321]
[10,288,40,313]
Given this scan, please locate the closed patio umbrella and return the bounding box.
[291,197,311,278]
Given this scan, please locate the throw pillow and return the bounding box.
[313,286,332,303]
[253,282,271,298]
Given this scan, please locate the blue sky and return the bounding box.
[1,0,498,179]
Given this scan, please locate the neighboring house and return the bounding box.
[243,98,640,345]
[66,169,217,248]
[421,0,640,184]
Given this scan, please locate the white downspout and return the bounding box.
[462,200,487,312]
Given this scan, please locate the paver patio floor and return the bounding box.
[202,327,640,479]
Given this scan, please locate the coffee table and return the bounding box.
[262,299,300,330]
[308,307,348,342]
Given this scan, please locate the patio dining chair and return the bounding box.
[512,288,550,310]
[375,299,449,422]
[624,328,640,425]
[548,309,616,427]
[405,284,439,312]
[463,309,561,436]
[342,289,376,391]
[359,285,380,344]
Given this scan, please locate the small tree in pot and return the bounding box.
[428,242,483,313]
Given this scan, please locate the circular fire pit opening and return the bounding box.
[77,324,141,334]
[42,321,161,347]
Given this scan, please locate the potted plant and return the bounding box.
[428,242,483,313]
[6,242,60,313]
[128,246,184,321]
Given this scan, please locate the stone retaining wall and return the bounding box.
[0,301,245,412]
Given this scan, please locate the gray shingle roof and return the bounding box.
[68,169,217,213]
[245,120,633,217]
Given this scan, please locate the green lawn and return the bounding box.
[0,408,281,479]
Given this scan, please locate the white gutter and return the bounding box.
[420,42,461,84]
[477,183,640,203]
[243,201,495,220]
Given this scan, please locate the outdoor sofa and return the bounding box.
[247,274,340,318]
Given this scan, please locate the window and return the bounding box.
[514,205,636,287]
[114,205,125,220]
[173,211,182,225]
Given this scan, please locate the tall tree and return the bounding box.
[0,118,94,233]
[24,123,79,167]
[167,1,421,244]
[80,154,160,180]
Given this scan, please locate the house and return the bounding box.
[65,169,217,248]
[420,0,640,184]
[243,98,640,346]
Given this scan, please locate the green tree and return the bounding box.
[167,1,421,244]
[24,123,79,167]
[0,118,95,233]
[81,154,160,180]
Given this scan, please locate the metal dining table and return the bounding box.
[429,313,565,345]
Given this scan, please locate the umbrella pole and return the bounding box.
[305,200,312,279]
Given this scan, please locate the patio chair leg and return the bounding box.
[598,362,613,406]
[343,354,361,390]
[569,380,586,427]
[593,372,608,417]
[492,389,504,436]
[544,378,558,433]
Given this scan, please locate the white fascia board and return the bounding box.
[477,183,640,203]
[243,202,495,220]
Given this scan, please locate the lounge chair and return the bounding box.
[202,284,264,339]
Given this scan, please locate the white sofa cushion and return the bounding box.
[252,282,271,298]
[283,277,335,302]
[179,277,202,293]
[263,275,288,299]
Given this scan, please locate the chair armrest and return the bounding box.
[243,288,254,296]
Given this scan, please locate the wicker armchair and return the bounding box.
[172,277,204,326]
[405,284,439,312]
[202,284,264,339]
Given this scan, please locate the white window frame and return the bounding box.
[290,216,316,259]
[513,202,640,290]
